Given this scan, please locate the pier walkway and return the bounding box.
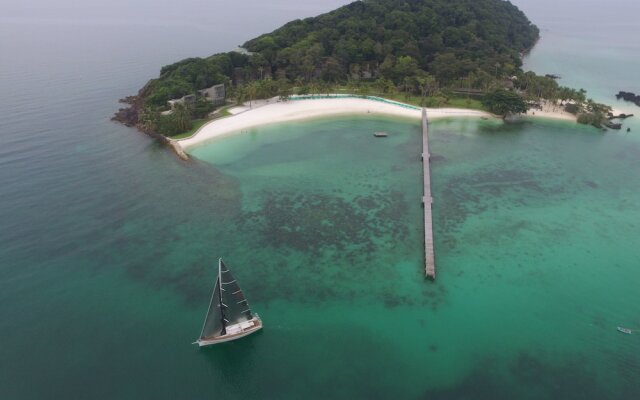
[422,108,436,279]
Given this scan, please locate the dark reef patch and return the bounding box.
[238,190,409,258]
[95,160,245,306]
[423,351,615,400]
[209,188,430,305]
[585,179,599,188]
[436,163,568,251]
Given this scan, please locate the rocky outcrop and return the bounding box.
[111,81,155,127]
[604,121,622,130]
[166,139,190,160]
[615,91,640,107]
[608,112,634,120]
[111,95,141,127]
[111,84,190,161]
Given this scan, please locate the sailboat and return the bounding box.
[194,258,262,346]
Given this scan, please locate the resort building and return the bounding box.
[167,94,196,110]
[198,84,226,106]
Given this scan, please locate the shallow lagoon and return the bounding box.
[186,115,640,398]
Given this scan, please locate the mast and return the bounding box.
[218,258,227,335]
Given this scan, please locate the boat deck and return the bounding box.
[199,316,263,345]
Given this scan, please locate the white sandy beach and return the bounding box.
[177,97,492,149]
[522,100,576,122]
[521,100,626,122]
[176,95,611,150]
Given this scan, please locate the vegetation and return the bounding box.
[243,0,538,84]
[122,0,613,135]
[482,89,528,117]
[576,100,612,128]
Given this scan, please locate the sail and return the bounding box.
[220,259,253,326]
[199,276,225,340]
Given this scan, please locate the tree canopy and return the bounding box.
[243,0,539,84]
[140,0,539,108]
[482,89,528,116]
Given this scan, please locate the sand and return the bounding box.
[177,96,590,150]
[178,97,493,149]
[522,100,577,121]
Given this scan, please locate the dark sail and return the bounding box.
[220,259,253,326]
[199,276,225,340]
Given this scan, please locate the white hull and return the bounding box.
[195,316,262,346]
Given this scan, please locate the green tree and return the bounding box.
[172,103,193,132]
[247,82,258,107]
[394,56,418,85]
[138,107,159,133]
[482,89,528,117]
[416,74,436,105]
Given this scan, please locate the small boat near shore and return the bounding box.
[373,131,388,137]
[193,258,262,346]
[617,327,632,334]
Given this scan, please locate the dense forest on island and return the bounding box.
[114,0,613,136]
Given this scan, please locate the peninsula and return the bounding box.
[113,0,615,140]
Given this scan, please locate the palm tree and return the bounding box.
[235,85,247,106]
[294,77,305,94]
[247,82,258,108]
[416,75,435,105]
[173,103,192,132]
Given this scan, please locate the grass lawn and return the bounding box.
[168,105,234,139]
[360,92,486,111]
[295,86,488,112]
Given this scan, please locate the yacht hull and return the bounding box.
[195,316,262,346]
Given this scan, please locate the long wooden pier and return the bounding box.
[421,108,436,280]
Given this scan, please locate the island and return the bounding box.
[113,0,616,149]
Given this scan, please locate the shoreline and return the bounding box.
[520,99,626,123]
[175,95,595,151]
[522,99,577,122]
[177,96,493,150]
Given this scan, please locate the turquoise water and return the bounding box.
[2,0,640,398]
[188,115,640,399]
